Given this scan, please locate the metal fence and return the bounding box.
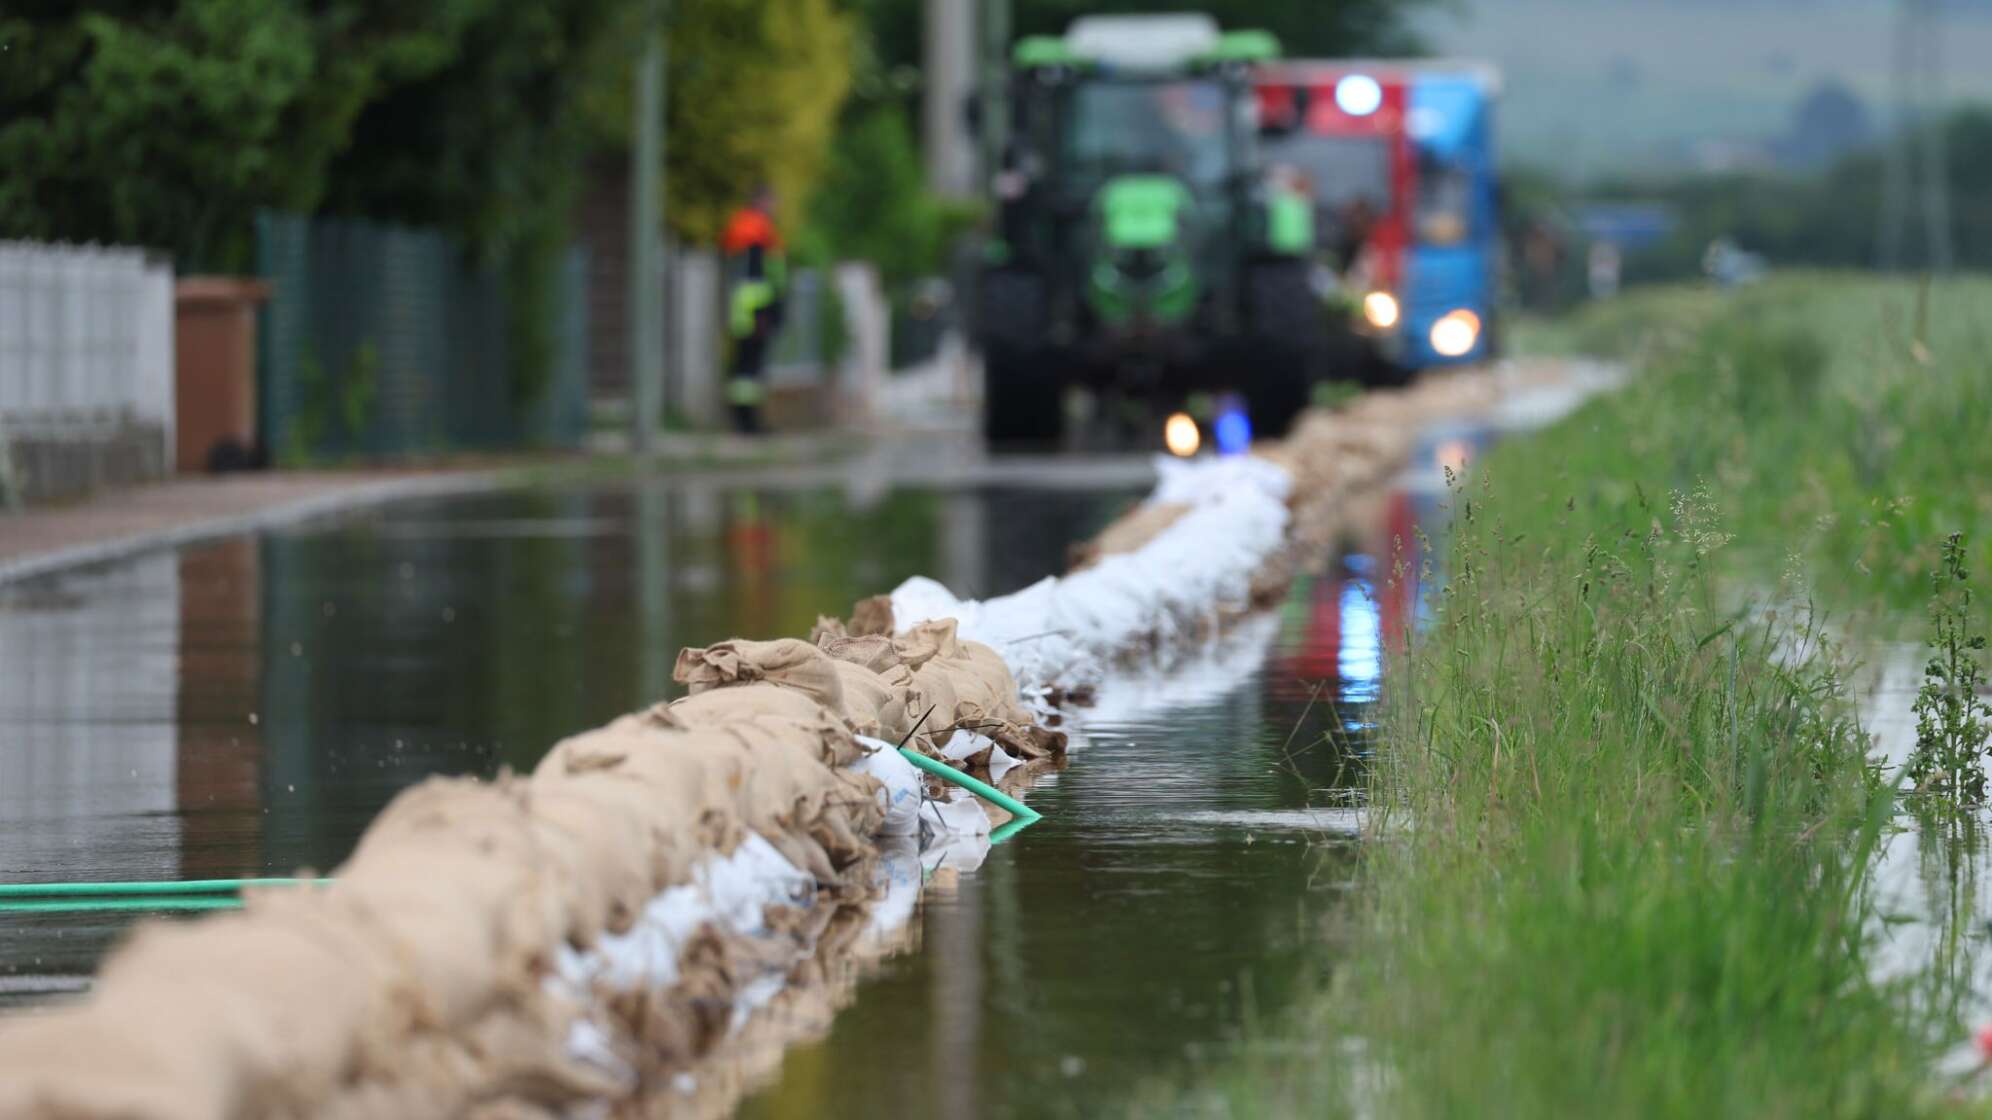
[256,213,588,461]
[0,241,174,445]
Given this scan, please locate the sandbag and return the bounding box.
[816,632,898,674]
[673,638,845,713]
[848,595,894,637]
[890,618,963,670]
[828,659,910,743]
[660,682,839,730]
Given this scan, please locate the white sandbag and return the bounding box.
[850,736,923,837]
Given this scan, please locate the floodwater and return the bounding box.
[0,465,1423,1114]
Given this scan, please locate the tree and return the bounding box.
[0,1,481,269]
[318,0,639,397]
[659,0,856,242]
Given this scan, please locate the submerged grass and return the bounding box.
[1163,274,1992,1116]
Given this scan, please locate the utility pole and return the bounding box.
[628,1,667,452]
[979,0,1012,188]
[1879,0,1952,272]
[923,0,978,197]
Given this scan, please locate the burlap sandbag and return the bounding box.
[713,711,864,770]
[526,778,671,940]
[673,639,845,713]
[890,618,962,671]
[847,595,894,637]
[816,632,898,674]
[827,660,911,743]
[0,998,232,1120]
[335,779,569,1026]
[659,682,839,731]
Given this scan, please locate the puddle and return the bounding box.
[1860,640,1992,1073]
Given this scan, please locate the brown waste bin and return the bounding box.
[174,276,272,473]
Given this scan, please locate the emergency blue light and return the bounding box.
[1214,408,1252,455]
[1335,74,1382,117]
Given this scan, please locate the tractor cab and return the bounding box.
[1000,17,1274,339]
[982,16,1327,446]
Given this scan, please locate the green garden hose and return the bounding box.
[0,878,329,899]
[897,747,1043,823]
[0,896,246,914]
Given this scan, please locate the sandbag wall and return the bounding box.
[0,624,1059,1119]
[0,367,1510,1119]
[884,372,1503,701]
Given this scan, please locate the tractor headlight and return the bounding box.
[1362,291,1400,329]
[1430,309,1481,358]
[1164,412,1201,457]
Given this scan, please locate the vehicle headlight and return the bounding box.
[1362,291,1400,329]
[1164,412,1201,457]
[1430,309,1481,358]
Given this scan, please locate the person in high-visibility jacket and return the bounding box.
[720,186,786,434]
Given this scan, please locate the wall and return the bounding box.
[0,242,173,504]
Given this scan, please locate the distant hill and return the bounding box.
[1417,0,1992,181]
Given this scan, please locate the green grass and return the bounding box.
[1514,273,1992,622]
[1160,273,1992,1116]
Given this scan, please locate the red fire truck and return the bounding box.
[1255,61,1501,374]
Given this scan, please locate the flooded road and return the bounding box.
[0,478,1140,1002]
[0,465,1418,1114]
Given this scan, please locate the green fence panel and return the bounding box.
[256,213,588,461]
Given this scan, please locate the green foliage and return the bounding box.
[1908,533,1992,812]
[280,343,380,467]
[806,101,981,286]
[654,0,856,243]
[1596,108,1992,282]
[321,0,631,405]
[0,2,481,270]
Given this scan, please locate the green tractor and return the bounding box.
[978,14,1327,446]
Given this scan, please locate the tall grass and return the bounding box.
[1163,275,1992,1116]
[1169,471,1949,1117]
[1514,273,1992,621]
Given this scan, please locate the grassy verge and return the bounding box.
[1515,273,1992,620]
[1166,274,1992,1116]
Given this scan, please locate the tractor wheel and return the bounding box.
[984,343,1064,446]
[1245,260,1322,438]
[978,267,1047,354]
[978,269,1062,446]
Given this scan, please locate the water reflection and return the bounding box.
[739,536,1401,1118]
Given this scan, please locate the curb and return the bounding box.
[0,471,514,588]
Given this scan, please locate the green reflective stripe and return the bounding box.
[729,280,774,337]
[1013,35,1083,68]
[1097,175,1190,250]
[1153,259,1197,322]
[1267,189,1314,254]
[727,377,766,406]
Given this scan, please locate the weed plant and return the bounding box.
[1908,533,1992,815]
